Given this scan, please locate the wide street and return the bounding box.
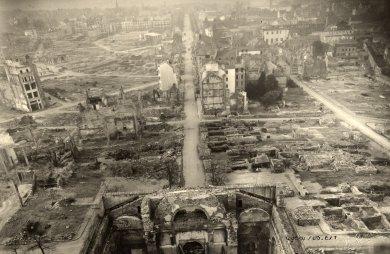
[181,14,206,187]
[292,76,390,155]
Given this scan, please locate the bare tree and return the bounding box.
[24,221,47,254]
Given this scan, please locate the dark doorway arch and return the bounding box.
[173,209,208,223]
[182,241,205,254]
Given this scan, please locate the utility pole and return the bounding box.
[18,141,30,167]
[1,154,23,207]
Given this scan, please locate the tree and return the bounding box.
[245,71,266,102]
[286,78,298,88]
[246,72,282,104]
[312,40,327,58]
[264,74,279,92]
[245,82,255,100]
[210,161,225,186]
[255,71,267,99]
[24,221,47,254]
[261,89,283,107]
[32,19,47,31]
[336,20,351,30]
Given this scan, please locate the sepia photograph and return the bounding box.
[0,0,390,253]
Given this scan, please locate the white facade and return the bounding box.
[227,68,236,94]
[226,66,245,95]
[0,132,18,173]
[204,27,213,37]
[238,50,262,56]
[121,16,171,31]
[158,62,177,92]
[313,30,354,46]
[24,29,38,38]
[263,29,289,45]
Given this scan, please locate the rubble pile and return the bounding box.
[292,206,320,226]
[200,120,277,173]
[355,164,378,175]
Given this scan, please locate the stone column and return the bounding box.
[146,241,158,254]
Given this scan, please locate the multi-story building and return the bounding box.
[225,65,247,113]
[121,16,171,31]
[290,58,303,75]
[334,41,359,58]
[364,42,388,76]
[262,28,289,45]
[200,63,230,114]
[313,30,355,46]
[226,65,246,94]
[1,56,46,112]
[142,32,163,45]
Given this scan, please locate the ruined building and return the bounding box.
[158,62,181,104]
[200,63,230,115]
[79,88,143,139]
[1,56,46,112]
[85,183,390,254]
[90,185,294,254]
[226,65,248,113]
[86,88,108,110]
[0,131,18,174]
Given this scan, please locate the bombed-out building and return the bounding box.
[1,56,46,112]
[200,63,230,115]
[78,181,390,254]
[88,185,294,254]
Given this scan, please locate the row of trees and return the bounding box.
[245,72,284,107]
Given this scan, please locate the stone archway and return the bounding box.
[238,208,271,254]
[238,208,270,223]
[182,241,205,254]
[173,208,208,222]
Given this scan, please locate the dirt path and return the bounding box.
[292,77,390,155]
[0,81,158,125]
[0,198,20,233]
[93,39,161,54]
[182,14,205,187]
[40,70,158,81]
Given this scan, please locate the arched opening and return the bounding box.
[270,237,276,254]
[238,208,270,254]
[173,209,208,222]
[182,241,204,254]
[110,216,146,254]
[173,209,208,230]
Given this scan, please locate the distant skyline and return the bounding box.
[0,0,175,10]
[0,0,271,11]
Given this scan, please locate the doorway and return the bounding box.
[182,241,204,254]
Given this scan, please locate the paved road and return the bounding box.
[292,77,390,155]
[182,14,206,187]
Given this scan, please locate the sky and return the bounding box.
[0,0,121,10]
